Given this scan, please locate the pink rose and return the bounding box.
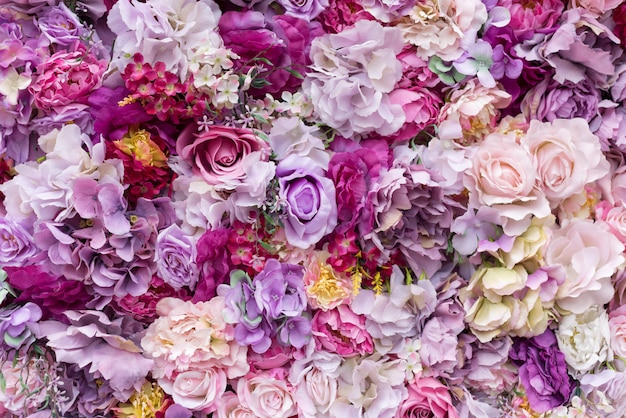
[238,373,297,418]
[396,377,459,418]
[163,369,227,413]
[216,391,256,418]
[29,45,107,112]
[609,305,626,359]
[596,201,626,244]
[523,119,609,206]
[311,305,373,357]
[464,132,550,235]
[176,125,269,185]
[387,87,441,143]
[545,219,624,314]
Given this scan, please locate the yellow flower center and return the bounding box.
[115,127,167,168]
[114,382,165,418]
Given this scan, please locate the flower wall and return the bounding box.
[1,0,626,417]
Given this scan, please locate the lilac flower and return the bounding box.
[253,259,307,319]
[0,302,42,349]
[490,44,523,80]
[98,182,130,235]
[37,310,153,401]
[38,3,85,46]
[276,0,329,19]
[278,316,312,349]
[454,40,496,88]
[155,224,199,290]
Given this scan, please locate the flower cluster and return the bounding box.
[1,0,626,417]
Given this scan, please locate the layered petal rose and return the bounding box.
[176,124,269,186]
[397,377,459,418]
[276,155,337,249]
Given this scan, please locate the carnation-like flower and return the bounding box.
[545,219,624,314]
[141,297,248,381]
[304,19,406,137]
[522,79,600,123]
[312,305,374,358]
[29,45,107,112]
[556,306,612,374]
[510,330,574,413]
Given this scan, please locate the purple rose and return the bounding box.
[218,10,323,96]
[521,78,600,123]
[276,0,329,19]
[276,155,337,249]
[38,3,85,46]
[0,218,39,267]
[155,224,198,290]
[510,330,574,413]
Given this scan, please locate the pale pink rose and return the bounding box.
[465,132,551,235]
[396,377,459,418]
[609,305,626,359]
[216,391,256,418]
[545,219,625,314]
[596,201,626,244]
[523,118,610,207]
[312,305,373,357]
[141,297,249,380]
[176,124,270,185]
[161,369,227,412]
[569,0,622,15]
[238,373,297,418]
[437,80,511,144]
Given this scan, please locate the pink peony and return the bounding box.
[396,377,459,418]
[29,44,107,112]
[387,87,441,142]
[499,0,563,34]
[176,124,269,186]
[312,305,374,357]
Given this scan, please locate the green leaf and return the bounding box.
[285,68,304,79]
[0,372,6,392]
[252,57,274,66]
[258,240,276,254]
[229,270,249,286]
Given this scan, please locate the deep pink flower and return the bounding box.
[312,305,373,357]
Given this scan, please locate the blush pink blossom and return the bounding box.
[312,305,374,357]
[161,369,227,413]
[609,305,626,359]
[237,372,297,418]
[396,377,459,418]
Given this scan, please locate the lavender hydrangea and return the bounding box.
[0,302,42,349]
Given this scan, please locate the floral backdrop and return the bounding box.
[1,0,626,417]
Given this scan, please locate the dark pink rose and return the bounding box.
[396,377,459,418]
[176,124,269,185]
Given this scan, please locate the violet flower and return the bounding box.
[253,259,307,319]
[38,3,86,46]
[454,40,496,88]
[0,302,42,349]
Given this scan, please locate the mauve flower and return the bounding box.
[6,265,90,322]
[176,124,269,186]
[0,217,38,267]
[396,377,459,418]
[461,337,517,396]
[0,302,41,349]
[219,11,322,96]
[276,0,328,19]
[276,155,337,249]
[304,19,406,138]
[29,44,107,112]
[359,0,417,22]
[193,227,232,302]
[317,0,373,33]
[522,79,600,123]
[38,3,85,46]
[38,310,154,401]
[312,305,373,358]
[510,330,574,413]
[155,224,199,290]
[580,369,626,418]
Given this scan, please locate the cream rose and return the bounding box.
[238,373,297,418]
[523,118,610,207]
[164,369,227,412]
